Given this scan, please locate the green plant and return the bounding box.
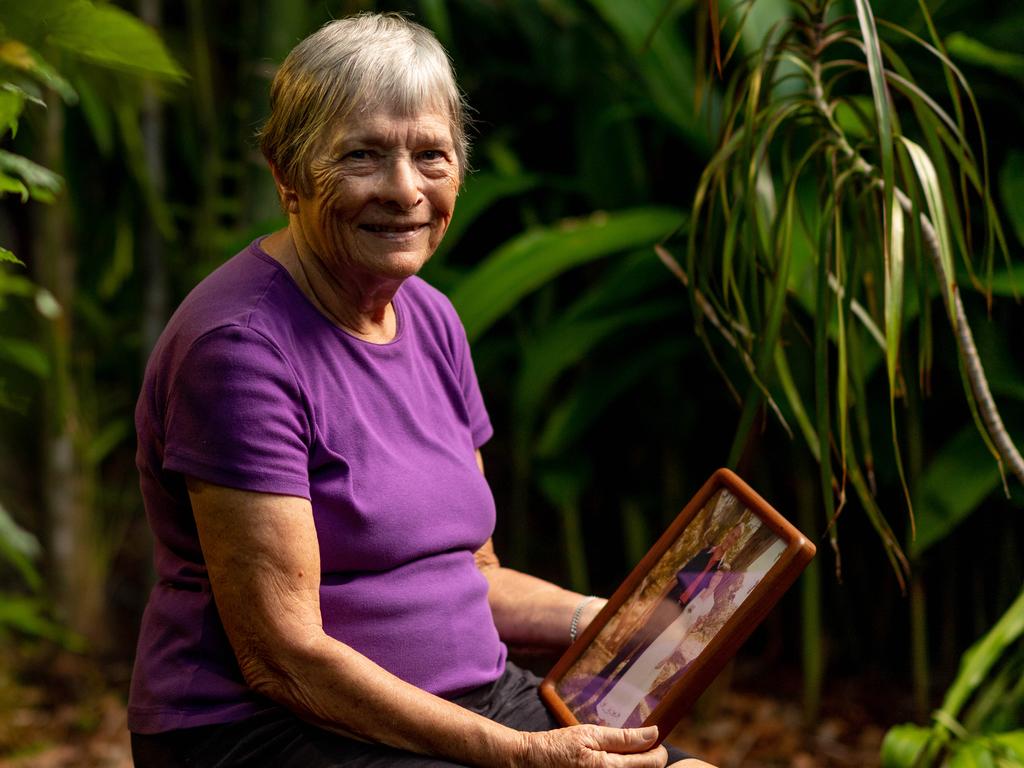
[0,0,183,643]
[882,588,1024,767]
[663,0,1024,752]
[675,0,1021,575]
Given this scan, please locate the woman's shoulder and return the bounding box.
[165,241,305,344]
[143,241,312,384]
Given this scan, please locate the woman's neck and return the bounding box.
[262,229,400,343]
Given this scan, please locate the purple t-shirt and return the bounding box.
[128,239,506,734]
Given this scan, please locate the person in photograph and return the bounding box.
[594,571,726,727]
[567,525,744,711]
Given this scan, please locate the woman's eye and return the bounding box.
[344,149,372,160]
[419,150,446,162]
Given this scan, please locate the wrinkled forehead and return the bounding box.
[318,86,455,144]
[315,104,456,163]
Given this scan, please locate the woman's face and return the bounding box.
[291,107,459,285]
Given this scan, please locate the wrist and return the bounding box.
[580,597,607,634]
[493,724,530,768]
[569,595,607,644]
[569,596,596,644]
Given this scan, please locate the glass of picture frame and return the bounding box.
[540,468,816,742]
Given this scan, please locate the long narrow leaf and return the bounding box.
[900,137,957,319]
[885,196,905,388]
[451,208,683,341]
[853,0,895,273]
[938,586,1024,723]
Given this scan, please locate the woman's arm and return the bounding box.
[187,477,667,768]
[474,538,607,648]
[472,450,607,648]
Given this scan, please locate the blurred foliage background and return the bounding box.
[0,0,1022,764]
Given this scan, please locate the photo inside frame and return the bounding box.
[554,487,788,728]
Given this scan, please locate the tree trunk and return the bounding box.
[242,0,310,226]
[139,0,169,360]
[33,94,105,644]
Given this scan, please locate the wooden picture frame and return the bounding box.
[539,468,816,742]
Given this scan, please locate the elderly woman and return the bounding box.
[128,13,715,768]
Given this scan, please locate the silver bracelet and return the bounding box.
[569,595,598,644]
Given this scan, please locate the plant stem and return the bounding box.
[806,33,1024,489]
[892,186,1024,487]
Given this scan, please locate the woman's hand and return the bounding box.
[515,725,668,768]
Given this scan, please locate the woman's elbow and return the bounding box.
[233,628,324,705]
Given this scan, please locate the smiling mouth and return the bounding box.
[360,223,426,233]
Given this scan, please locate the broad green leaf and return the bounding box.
[450,207,683,341]
[433,171,539,262]
[912,427,1004,557]
[536,340,684,458]
[969,313,1024,402]
[0,88,24,138]
[0,172,29,201]
[833,95,873,140]
[939,587,1024,723]
[74,76,114,156]
[587,0,710,150]
[0,245,23,265]
[0,272,36,299]
[949,740,997,768]
[515,301,677,419]
[0,337,49,377]
[987,268,1024,298]
[0,595,84,648]
[45,1,186,81]
[26,48,77,102]
[945,33,1024,80]
[990,732,1024,761]
[998,151,1024,246]
[900,138,957,317]
[880,723,931,768]
[0,149,62,201]
[84,419,131,466]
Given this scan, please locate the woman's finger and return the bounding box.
[586,725,659,754]
[605,743,668,768]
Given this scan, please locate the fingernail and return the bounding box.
[640,726,658,739]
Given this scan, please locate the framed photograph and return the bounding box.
[539,468,815,740]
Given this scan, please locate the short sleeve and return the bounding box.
[163,326,312,498]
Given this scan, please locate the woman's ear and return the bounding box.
[269,163,300,214]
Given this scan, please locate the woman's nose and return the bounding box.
[380,156,422,210]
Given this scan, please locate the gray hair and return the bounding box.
[259,13,469,195]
